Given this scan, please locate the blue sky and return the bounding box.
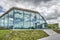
[0,6,4,12]
[0,0,59,24]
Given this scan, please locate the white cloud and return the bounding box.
[47,19,57,24]
[0,12,4,16]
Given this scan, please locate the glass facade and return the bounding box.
[0,8,47,29]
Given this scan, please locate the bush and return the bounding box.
[48,23,58,29]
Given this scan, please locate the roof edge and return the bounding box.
[12,7,39,13]
[0,7,39,18]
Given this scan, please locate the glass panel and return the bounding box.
[0,17,5,27]
[0,14,9,29]
[8,11,13,29]
[2,11,14,29]
[24,11,31,29]
[4,14,8,28]
[14,10,23,29]
[35,13,40,29]
[31,13,36,29]
[39,15,46,28]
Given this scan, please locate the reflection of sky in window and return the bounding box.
[23,11,31,28]
[0,11,13,27]
[0,18,13,27]
[15,13,23,18]
[0,9,47,29]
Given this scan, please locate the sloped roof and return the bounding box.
[0,7,39,18]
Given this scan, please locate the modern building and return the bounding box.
[0,7,47,29]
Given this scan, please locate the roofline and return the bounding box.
[13,7,39,13]
[0,7,39,18]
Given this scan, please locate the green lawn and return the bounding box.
[48,23,58,29]
[54,30,60,34]
[0,30,12,40]
[0,30,48,40]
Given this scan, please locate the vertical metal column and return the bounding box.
[13,9,15,30]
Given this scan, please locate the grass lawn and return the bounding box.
[54,30,60,34]
[0,30,12,40]
[48,23,58,29]
[0,30,48,40]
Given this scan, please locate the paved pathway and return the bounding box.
[38,29,60,40]
[38,34,60,40]
[43,29,58,35]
